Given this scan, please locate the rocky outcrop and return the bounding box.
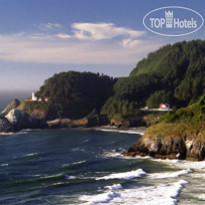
[47,118,89,128]
[110,115,145,128]
[124,132,205,161]
[0,115,14,132]
[6,109,46,131]
[2,99,21,116]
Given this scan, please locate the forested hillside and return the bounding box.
[102,40,205,118]
[22,71,116,119]
[21,40,205,124]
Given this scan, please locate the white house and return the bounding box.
[159,103,170,109]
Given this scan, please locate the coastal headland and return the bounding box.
[1,40,205,161]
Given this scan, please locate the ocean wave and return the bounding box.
[80,180,188,205]
[96,128,145,135]
[61,160,86,168]
[6,173,65,186]
[149,169,192,179]
[12,152,40,159]
[189,172,205,179]
[102,150,123,158]
[71,147,85,152]
[0,130,29,136]
[0,132,16,135]
[96,169,146,180]
[197,194,205,200]
[80,191,120,204]
[39,173,64,180]
[0,163,8,167]
[51,182,65,186]
[65,175,76,179]
[23,152,39,157]
[106,184,122,190]
[152,158,205,170]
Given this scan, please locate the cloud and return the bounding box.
[37,23,63,31]
[55,33,71,39]
[45,23,62,29]
[0,22,162,65]
[122,38,141,48]
[71,23,145,40]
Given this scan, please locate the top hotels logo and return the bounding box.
[143,6,204,36]
[165,10,173,28]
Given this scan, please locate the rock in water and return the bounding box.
[0,116,14,132]
[6,109,46,131]
[2,99,21,116]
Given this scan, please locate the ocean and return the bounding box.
[0,92,205,205]
[1,129,205,205]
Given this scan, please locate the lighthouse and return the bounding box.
[31,91,37,101]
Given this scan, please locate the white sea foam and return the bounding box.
[0,131,29,136]
[80,191,120,204]
[96,169,146,180]
[95,128,145,135]
[62,160,86,167]
[72,160,86,165]
[71,147,85,152]
[0,132,15,135]
[197,194,205,200]
[152,158,205,170]
[0,163,8,167]
[106,184,122,190]
[189,172,205,179]
[52,182,64,186]
[40,173,63,179]
[65,175,76,179]
[149,169,192,179]
[80,180,188,205]
[102,150,123,158]
[24,153,39,157]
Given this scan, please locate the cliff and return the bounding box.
[124,123,205,161]
[0,99,47,132]
[2,98,20,116]
[125,95,205,161]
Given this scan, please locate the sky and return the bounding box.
[0,0,204,91]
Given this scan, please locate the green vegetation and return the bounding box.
[146,123,203,136]
[143,112,166,126]
[18,100,49,119]
[23,71,116,119]
[161,95,205,124]
[146,95,205,137]
[102,40,205,118]
[85,109,109,126]
[101,75,157,117]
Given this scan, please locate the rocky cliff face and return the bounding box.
[124,131,205,161]
[0,98,47,132]
[0,116,15,132]
[1,99,21,116]
[6,109,46,131]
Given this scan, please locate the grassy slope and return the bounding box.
[146,95,205,136]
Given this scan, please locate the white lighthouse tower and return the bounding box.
[31,91,37,101]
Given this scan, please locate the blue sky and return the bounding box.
[0,0,204,91]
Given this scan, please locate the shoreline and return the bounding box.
[91,125,146,135]
[0,125,146,136]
